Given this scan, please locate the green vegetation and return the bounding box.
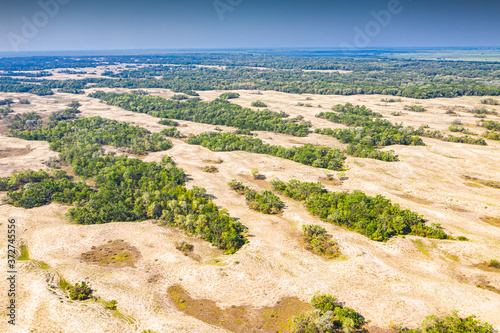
[481,98,499,105]
[292,294,365,333]
[271,179,327,201]
[251,100,268,107]
[448,124,477,136]
[12,116,172,155]
[479,119,500,131]
[413,126,487,145]
[203,165,219,173]
[394,313,494,333]
[270,179,447,242]
[0,107,13,118]
[382,98,402,102]
[302,225,340,258]
[89,91,311,137]
[68,281,93,301]
[160,127,183,138]
[49,107,81,122]
[8,116,247,254]
[488,259,500,269]
[1,170,93,209]
[170,94,189,100]
[175,241,194,256]
[316,103,424,161]
[404,105,427,112]
[219,92,240,99]
[186,132,346,170]
[159,119,179,127]
[228,179,285,214]
[8,112,42,131]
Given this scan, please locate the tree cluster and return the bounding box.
[228,179,285,214]
[292,294,365,333]
[187,132,346,170]
[8,117,247,253]
[302,225,340,258]
[270,179,448,242]
[88,91,311,137]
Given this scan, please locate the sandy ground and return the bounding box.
[0,88,499,332]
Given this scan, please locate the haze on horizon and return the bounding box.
[0,0,499,53]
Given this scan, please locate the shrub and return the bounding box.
[171,94,188,100]
[488,259,500,269]
[229,180,284,214]
[68,281,93,301]
[204,165,219,173]
[251,100,268,107]
[404,105,427,112]
[219,92,240,99]
[159,119,179,127]
[302,225,340,258]
[19,98,30,104]
[175,241,194,255]
[292,294,365,333]
[481,98,498,105]
[394,314,494,332]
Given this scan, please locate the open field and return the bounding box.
[1,88,500,332]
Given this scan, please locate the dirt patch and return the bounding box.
[0,148,30,158]
[462,175,500,189]
[240,174,273,191]
[480,216,500,228]
[167,284,313,333]
[80,240,141,268]
[395,193,433,206]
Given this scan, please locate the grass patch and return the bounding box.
[167,285,313,333]
[412,240,429,257]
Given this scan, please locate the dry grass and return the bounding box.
[0,88,500,332]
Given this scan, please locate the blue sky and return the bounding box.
[0,0,499,52]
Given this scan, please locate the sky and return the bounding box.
[0,0,499,52]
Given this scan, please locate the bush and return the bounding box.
[302,225,340,258]
[171,94,188,100]
[219,92,240,99]
[404,105,427,112]
[292,294,365,333]
[68,281,93,301]
[229,180,284,214]
[161,127,183,138]
[481,98,498,105]
[175,241,194,255]
[159,119,179,127]
[271,179,327,201]
[395,314,494,332]
[19,98,30,104]
[488,259,500,269]
[204,165,219,173]
[251,100,268,107]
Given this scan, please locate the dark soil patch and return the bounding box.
[395,193,433,206]
[167,284,313,333]
[0,148,30,158]
[462,175,500,189]
[480,216,500,228]
[80,240,141,268]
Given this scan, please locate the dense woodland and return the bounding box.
[1,53,500,98]
[187,132,346,170]
[271,179,448,241]
[89,91,311,137]
[5,115,247,253]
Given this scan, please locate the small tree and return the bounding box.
[251,168,259,179]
